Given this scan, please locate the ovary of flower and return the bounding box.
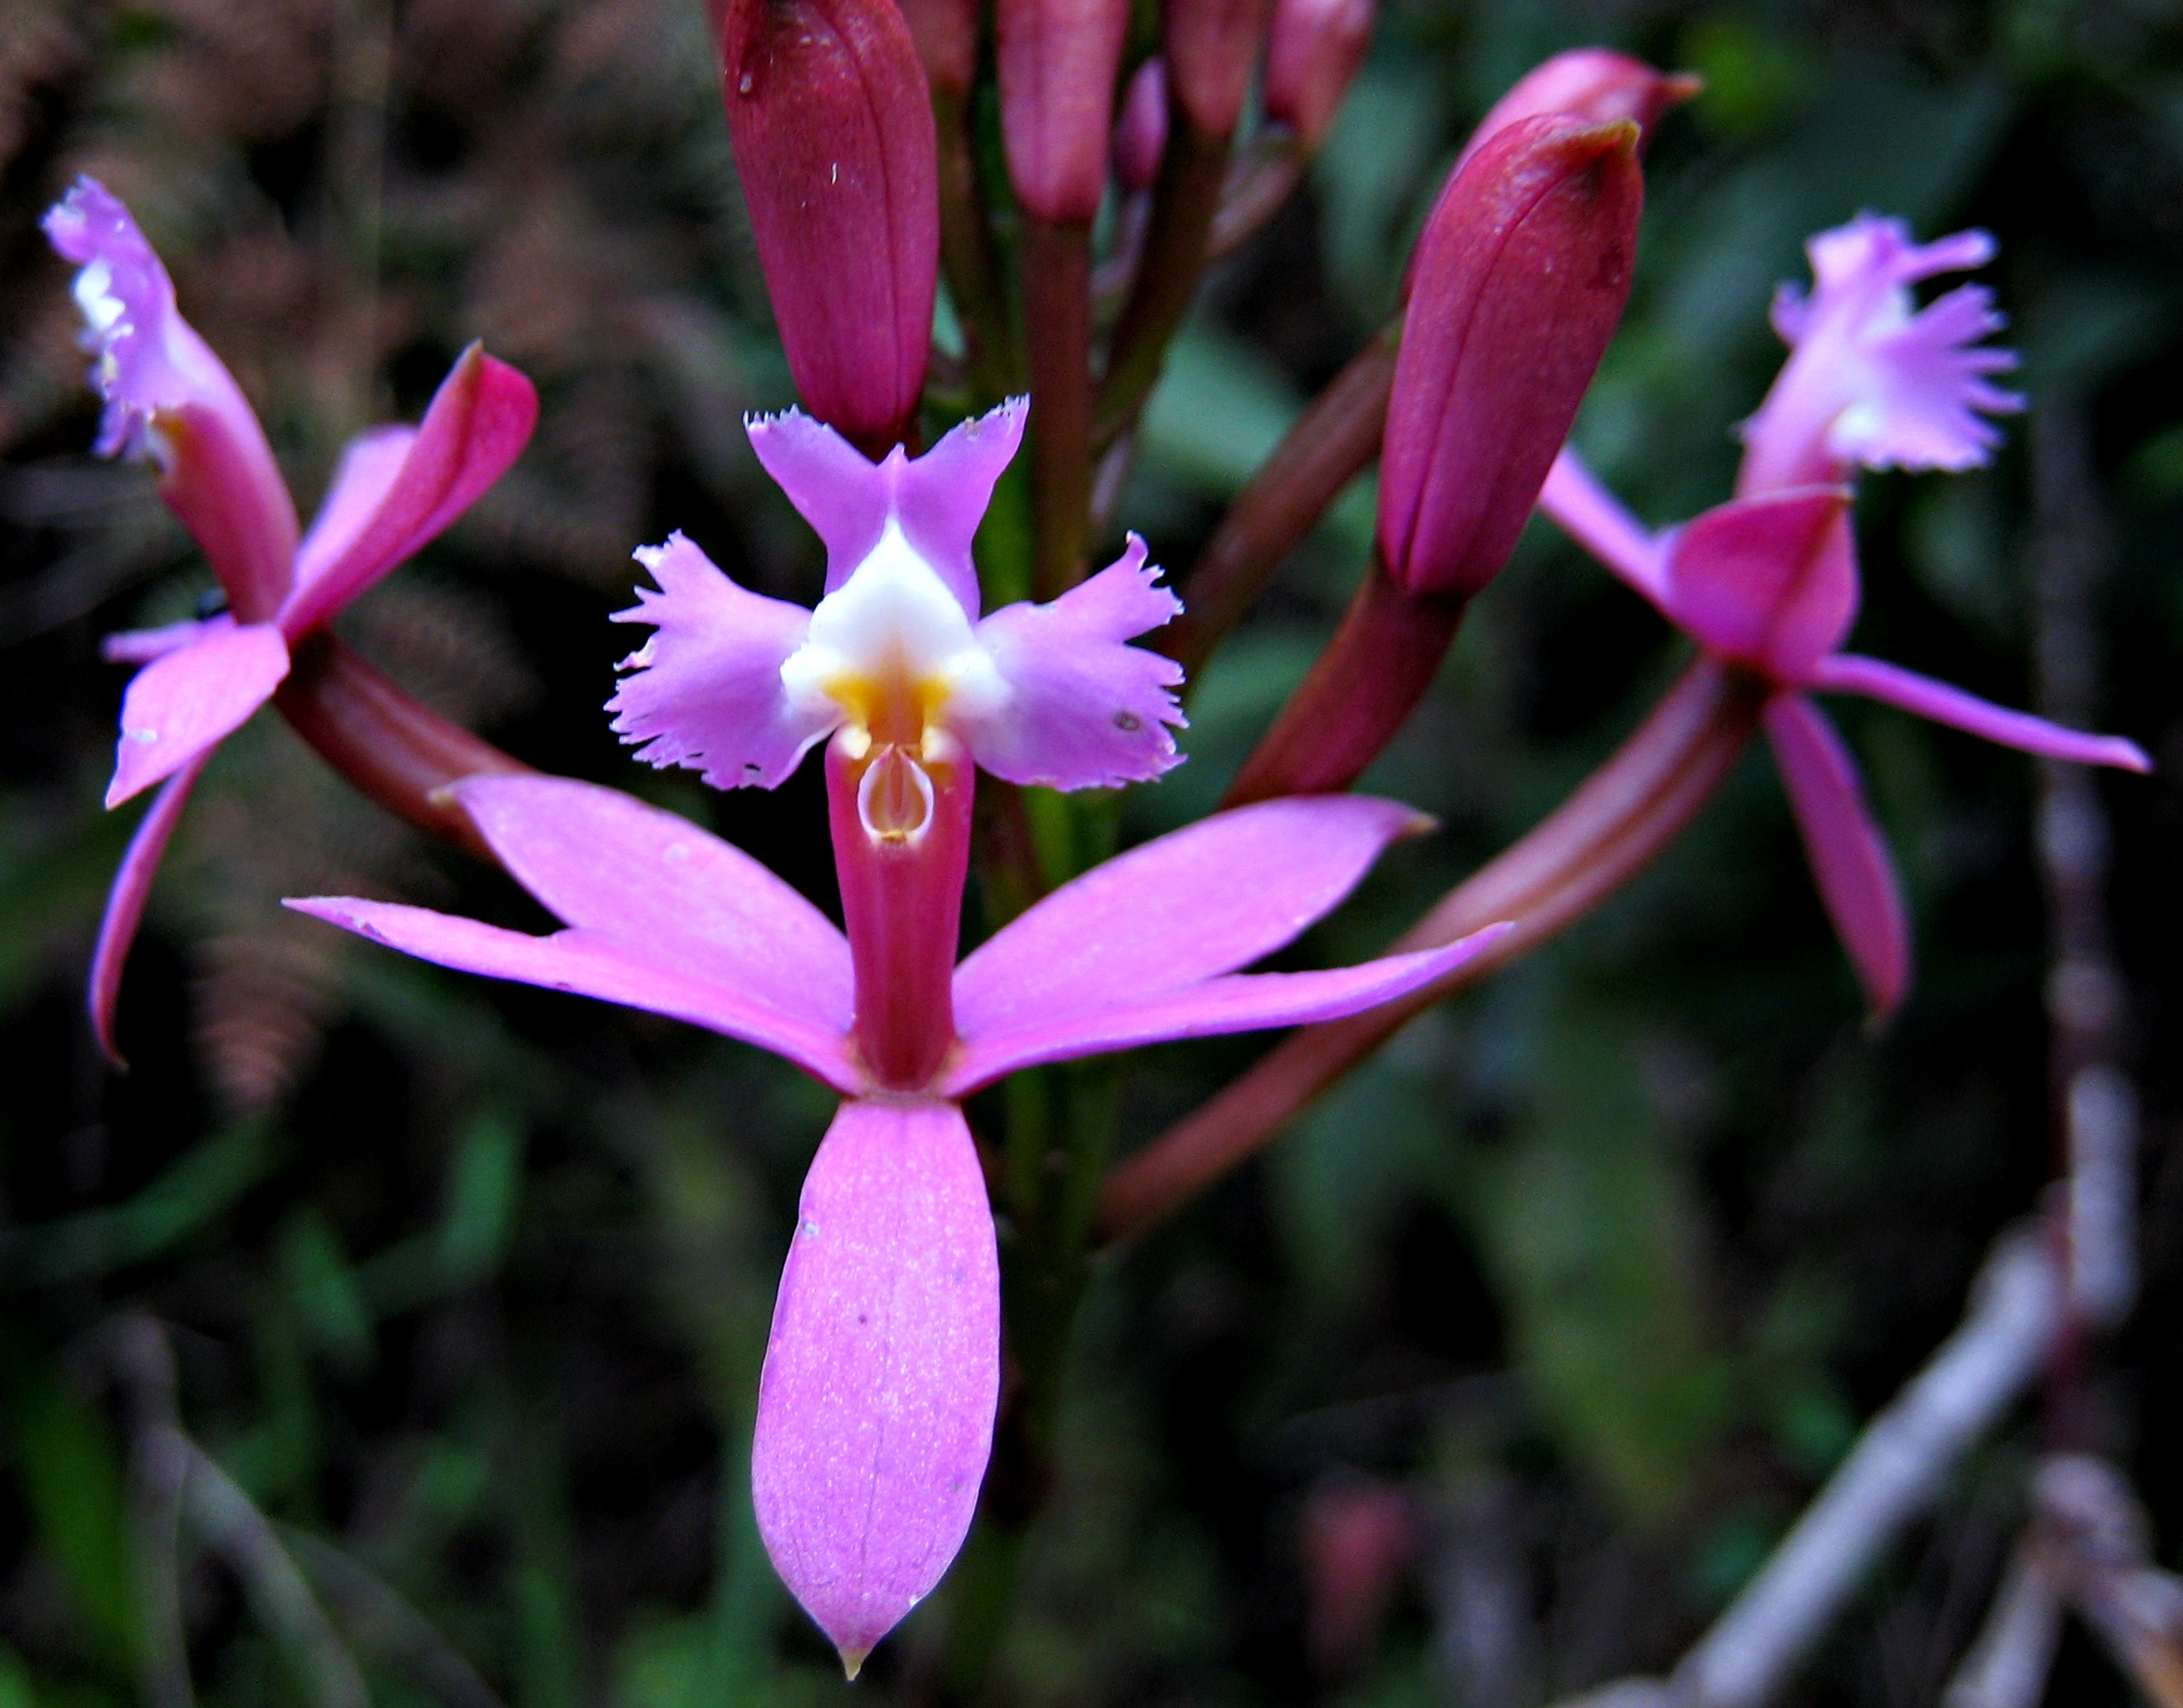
[779,519,1009,771]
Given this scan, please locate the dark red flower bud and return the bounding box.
[1379,115,1643,599]
[896,0,979,98]
[1113,57,1168,192]
[1456,47,1698,171]
[996,0,1132,222]
[1164,0,1269,138]
[1263,0,1373,149]
[716,0,940,455]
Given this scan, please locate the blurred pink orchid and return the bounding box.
[1539,215,2145,1015]
[43,178,538,1060]
[291,403,1508,1671]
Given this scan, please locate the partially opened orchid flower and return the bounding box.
[289,401,1509,1672]
[1540,215,2146,1014]
[43,179,538,1059]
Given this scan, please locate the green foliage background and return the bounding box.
[1,1,2180,1704]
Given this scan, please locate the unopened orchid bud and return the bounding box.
[1114,57,1168,192]
[716,0,940,456]
[1225,116,1642,806]
[997,0,1132,223]
[1165,0,1269,138]
[1380,115,1641,601]
[897,0,979,98]
[1263,0,1373,150]
[1456,46,1698,171]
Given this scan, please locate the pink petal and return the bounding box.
[284,898,863,1092]
[107,621,289,807]
[277,345,538,637]
[942,928,1509,1094]
[43,179,299,620]
[747,401,1026,615]
[1661,488,1856,684]
[961,534,1186,789]
[1764,692,1908,1017]
[1538,447,1668,605]
[1811,654,2151,772]
[955,793,1430,1040]
[753,1096,998,1675]
[607,532,833,789]
[450,775,854,1032]
[88,751,209,1066]
[292,425,417,590]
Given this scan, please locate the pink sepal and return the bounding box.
[608,533,831,789]
[1538,447,1667,605]
[284,897,864,1093]
[88,750,210,1066]
[102,619,217,666]
[943,928,1509,1093]
[107,620,289,807]
[451,775,856,1028]
[1810,653,2151,773]
[954,794,1430,1041]
[1456,49,1698,172]
[747,402,1026,617]
[1659,487,1855,686]
[753,1096,999,1676]
[1764,692,1908,1017]
[964,534,1186,788]
[1113,58,1168,192]
[278,345,538,638]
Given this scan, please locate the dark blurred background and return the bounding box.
[1,1,2180,1703]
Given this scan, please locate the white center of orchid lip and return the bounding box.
[779,520,1007,755]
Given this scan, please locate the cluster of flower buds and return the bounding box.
[45,16,2153,1689]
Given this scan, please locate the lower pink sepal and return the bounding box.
[752,1096,1000,1676]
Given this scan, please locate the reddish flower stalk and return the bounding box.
[1160,327,1397,681]
[1224,116,1643,806]
[274,635,532,861]
[903,0,1013,395]
[1100,656,1765,1241]
[715,0,940,456]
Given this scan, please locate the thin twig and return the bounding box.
[1668,1228,2061,1708]
[1940,1535,2062,1708]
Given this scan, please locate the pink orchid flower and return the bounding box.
[43,178,538,1060]
[1540,214,2147,1015]
[289,401,1508,1672]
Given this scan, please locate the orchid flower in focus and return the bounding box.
[1540,214,2147,1014]
[42,179,538,1059]
[289,401,1510,1672]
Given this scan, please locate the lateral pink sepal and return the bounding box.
[451,775,855,1031]
[753,1096,999,1674]
[608,533,831,789]
[291,426,417,590]
[283,898,865,1093]
[1763,693,1908,1017]
[89,750,210,1066]
[943,928,1508,1093]
[964,534,1186,789]
[1659,487,1855,685]
[1809,654,2152,773]
[279,345,539,637]
[106,620,289,807]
